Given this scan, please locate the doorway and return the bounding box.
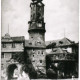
[7,64,18,80]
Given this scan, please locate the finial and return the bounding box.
[32,0,42,2]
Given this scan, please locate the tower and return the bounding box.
[27,0,46,73]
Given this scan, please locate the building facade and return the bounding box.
[46,38,78,78]
[1,33,25,79]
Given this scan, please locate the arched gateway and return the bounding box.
[6,60,22,80]
[7,64,18,80]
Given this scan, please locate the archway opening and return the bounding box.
[7,64,17,80]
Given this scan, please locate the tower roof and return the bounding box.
[32,0,42,2]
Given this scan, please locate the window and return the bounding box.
[37,41,41,44]
[33,14,35,20]
[53,49,57,52]
[12,43,15,48]
[31,37,33,38]
[40,60,42,63]
[59,41,63,44]
[38,51,40,54]
[33,60,35,62]
[42,51,44,55]
[1,53,4,58]
[12,53,15,59]
[2,43,6,48]
[29,42,32,45]
[33,5,35,11]
[31,15,32,17]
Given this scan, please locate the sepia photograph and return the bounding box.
[1,0,79,80]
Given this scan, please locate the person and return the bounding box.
[17,71,30,80]
[46,65,57,79]
[13,68,19,78]
[72,75,75,80]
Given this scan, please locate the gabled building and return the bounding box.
[45,37,78,78]
[1,33,25,60]
[1,33,25,79]
[46,37,78,54]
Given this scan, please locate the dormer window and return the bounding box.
[37,41,41,44]
[59,41,63,44]
[53,49,57,52]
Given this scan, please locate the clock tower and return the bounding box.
[27,0,46,74]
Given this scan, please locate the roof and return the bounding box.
[50,48,68,54]
[1,33,25,42]
[11,36,25,42]
[46,37,75,48]
[46,47,75,61]
[22,37,76,48]
[25,40,46,48]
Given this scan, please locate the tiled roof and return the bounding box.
[50,48,68,54]
[46,37,74,48]
[25,40,46,48]
[25,37,75,48]
[1,33,25,42]
[11,36,25,42]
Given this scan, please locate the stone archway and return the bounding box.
[7,64,18,80]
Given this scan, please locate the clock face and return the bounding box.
[38,2,42,6]
[38,23,42,27]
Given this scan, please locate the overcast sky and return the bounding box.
[1,0,79,42]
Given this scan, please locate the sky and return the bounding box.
[1,0,79,42]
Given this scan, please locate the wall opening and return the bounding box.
[7,64,18,80]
